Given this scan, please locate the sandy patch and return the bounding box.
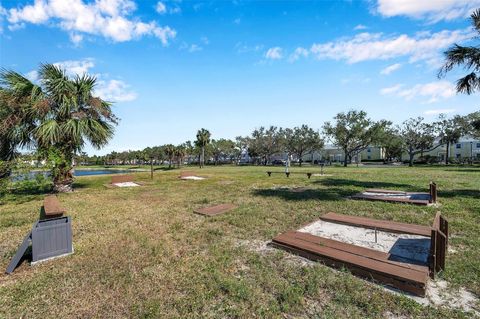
[311,174,333,177]
[388,279,479,315]
[113,182,140,187]
[298,220,431,265]
[180,176,205,180]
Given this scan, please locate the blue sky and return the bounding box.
[1,0,479,155]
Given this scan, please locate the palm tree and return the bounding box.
[439,9,480,94]
[195,128,211,168]
[175,145,186,168]
[1,64,117,192]
[164,144,176,169]
[0,69,43,182]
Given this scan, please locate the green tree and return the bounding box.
[210,138,235,165]
[175,144,186,168]
[435,114,466,164]
[284,125,324,166]
[398,117,437,167]
[195,128,211,168]
[439,9,480,94]
[323,110,389,167]
[1,64,117,192]
[248,126,282,165]
[378,128,404,162]
[0,69,40,184]
[164,144,176,169]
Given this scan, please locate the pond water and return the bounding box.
[13,169,131,181]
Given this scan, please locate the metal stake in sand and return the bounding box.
[374,227,378,243]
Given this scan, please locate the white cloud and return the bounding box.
[6,0,176,44]
[95,79,137,102]
[265,47,283,60]
[235,42,263,54]
[0,5,7,33]
[289,47,309,62]
[424,108,456,115]
[381,81,456,103]
[376,0,480,22]
[69,32,83,45]
[180,42,203,53]
[156,2,166,14]
[26,70,39,82]
[380,63,401,75]
[380,84,403,95]
[53,58,95,76]
[233,18,241,25]
[354,24,367,30]
[309,29,472,64]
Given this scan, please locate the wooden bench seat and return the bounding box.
[43,195,66,219]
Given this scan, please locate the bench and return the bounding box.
[43,195,66,219]
[266,171,313,179]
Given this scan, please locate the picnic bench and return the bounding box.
[266,171,313,179]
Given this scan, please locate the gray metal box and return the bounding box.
[32,217,73,263]
[6,216,73,274]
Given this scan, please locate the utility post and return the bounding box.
[150,155,154,180]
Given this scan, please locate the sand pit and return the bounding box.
[180,176,205,180]
[112,182,141,187]
[298,220,431,265]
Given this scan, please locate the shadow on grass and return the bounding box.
[252,187,351,201]
[443,168,480,173]
[439,189,480,199]
[153,167,178,171]
[313,178,418,191]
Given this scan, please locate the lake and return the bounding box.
[13,169,132,181]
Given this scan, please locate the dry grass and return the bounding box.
[0,165,479,318]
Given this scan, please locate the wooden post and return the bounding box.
[150,158,154,179]
[429,182,437,203]
[429,229,437,279]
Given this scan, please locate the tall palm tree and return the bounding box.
[439,9,480,94]
[0,70,42,182]
[164,144,176,169]
[1,64,117,192]
[195,128,211,168]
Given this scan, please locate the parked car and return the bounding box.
[271,159,286,165]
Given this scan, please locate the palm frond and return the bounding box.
[471,8,480,34]
[455,72,480,94]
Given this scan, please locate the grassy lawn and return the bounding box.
[0,165,479,318]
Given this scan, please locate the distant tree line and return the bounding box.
[89,110,479,169]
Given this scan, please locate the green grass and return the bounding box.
[0,165,479,318]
